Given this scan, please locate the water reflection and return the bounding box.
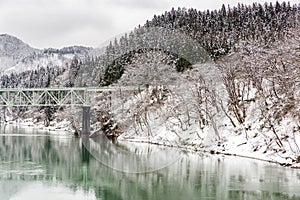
[83,135,182,173]
[0,124,300,200]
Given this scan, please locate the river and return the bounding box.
[0,124,300,200]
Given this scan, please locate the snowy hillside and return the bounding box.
[116,30,300,168]
[0,34,92,75]
[0,34,39,72]
[0,34,38,57]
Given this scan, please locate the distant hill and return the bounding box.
[0,34,92,75]
[0,34,38,57]
[0,34,39,72]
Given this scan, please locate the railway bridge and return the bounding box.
[0,87,143,137]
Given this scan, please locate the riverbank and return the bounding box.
[118,136,300,169]
[105,81,299,170]
[1,118,73,135]
[2,116,300,169]
[118,135,300,169]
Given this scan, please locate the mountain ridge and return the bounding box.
[0,33,93,75]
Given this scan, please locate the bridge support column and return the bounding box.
[81,106,90,137]
[81,138,90,163]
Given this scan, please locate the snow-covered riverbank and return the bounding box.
[115,82,300,169]
[3,105,300,169]
[118,115,300,169]
[2,118,73,134]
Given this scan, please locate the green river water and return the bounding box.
[0,125,300,200]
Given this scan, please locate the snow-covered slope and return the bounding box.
[0,34,38,57]
[0,34,92,75]
[0,34,39,72]
[113,30,300,168]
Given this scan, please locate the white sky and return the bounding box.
[0,0,298,49]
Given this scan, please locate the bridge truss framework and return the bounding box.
[0,86,144,136]
[0,87,142,107]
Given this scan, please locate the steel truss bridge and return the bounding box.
[0,87,144,136]
[0,87,143,107]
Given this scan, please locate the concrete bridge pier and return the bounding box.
[81,106,91,137]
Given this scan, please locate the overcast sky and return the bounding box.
[0,0,298,49]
